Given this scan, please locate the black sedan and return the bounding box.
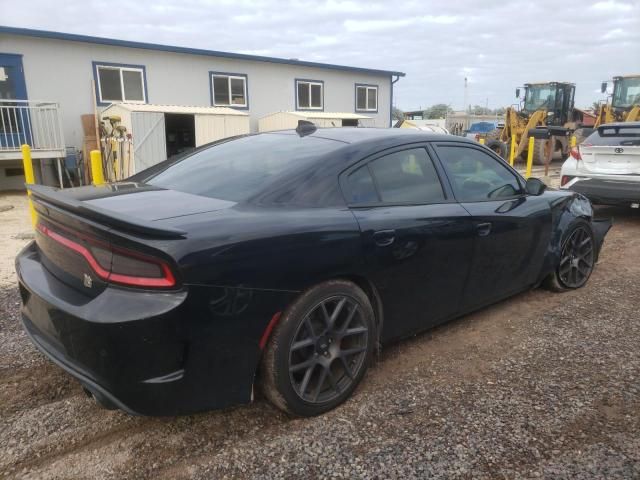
[16,127,610,417]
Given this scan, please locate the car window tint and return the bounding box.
[146,134,341,202]
[346,166,378,204]
[368,148,445,204]
[437,146,521,202]
[585,127,640,146]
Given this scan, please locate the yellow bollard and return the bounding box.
[525,136,535,179]
[509,134,517,166]
[90,150,106,185]
[479,138,485,145]
[21,144,37,228]
[570,135,577,148]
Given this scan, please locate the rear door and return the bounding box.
[433,142,552,310]
[342,144,475,341]
[578,125,640,176]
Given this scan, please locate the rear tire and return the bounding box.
[544,219,595,292]
[260,280,375,417]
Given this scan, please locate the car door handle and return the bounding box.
[373,229,396,247]
[476,222,492,237]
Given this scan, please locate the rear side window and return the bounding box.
[346,166,378,204]
[585,126,640,146]
[437,145,521,202]
[346,148,445,204]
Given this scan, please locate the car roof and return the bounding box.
[263,127,471,145]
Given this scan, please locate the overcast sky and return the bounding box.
[3,0,639,110]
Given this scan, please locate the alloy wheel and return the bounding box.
[558,226,594,288]
[288,295,369,404]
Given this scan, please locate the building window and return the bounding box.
[296,80,323,110]
[356,84,378,112]
[94,63,147,104]
[210,73,248,108]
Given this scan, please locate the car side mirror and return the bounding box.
[525,177,546,196]
[600,82,607,94]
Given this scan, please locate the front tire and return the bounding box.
[531,138,551,165]
[260,280,375,416]
[545,220,595,292]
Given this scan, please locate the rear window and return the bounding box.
[468,122,496,133]
[146,134,340,202]
[585,126,640,146]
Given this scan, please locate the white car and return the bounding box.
[560,122,640,208]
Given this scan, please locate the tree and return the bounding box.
[424,104,452,119]
[591,101,602,112]
[471,105,491,115]
[391,106,404,121]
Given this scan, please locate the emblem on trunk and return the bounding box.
[83,274,93,288]
[615,148,624,154]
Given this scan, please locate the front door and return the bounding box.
[433,142,552,310]
[0,54,29,148]
[342,145,475,342]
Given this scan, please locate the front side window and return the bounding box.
[612,77,640,108]
[356,85,378,111]
[346,148,445,205]
[524,85,555,112]
[296,80,323,110]
[211,73,247,107]
[95,64,146,104]
[437,146,522,202]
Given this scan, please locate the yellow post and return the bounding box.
[479,138,485,145]
[21,144,37,228]
[525,136,535,179]
[509,134,517,166]
[90,150,105,185]
[570,135,577,148]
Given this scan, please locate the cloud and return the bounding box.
[590,0,634,12]
[1,0,639,110]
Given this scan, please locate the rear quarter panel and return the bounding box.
[159,205,364,291]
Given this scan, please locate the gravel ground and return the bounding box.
[1,176,639,479]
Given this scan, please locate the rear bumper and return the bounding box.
[16,241,293,415]
[565,177,640,206]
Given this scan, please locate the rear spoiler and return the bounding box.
[598,124,640,137]
[28,184,187,239]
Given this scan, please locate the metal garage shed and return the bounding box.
[258,111,373,132]
[100,103,250,174]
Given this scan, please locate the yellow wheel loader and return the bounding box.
[486,82,588,165]
[594,75,640,127]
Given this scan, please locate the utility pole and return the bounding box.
[464,77,469,129]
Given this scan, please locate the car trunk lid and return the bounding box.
[578,145,640,175]
[29,183,235,296]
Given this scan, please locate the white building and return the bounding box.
[0,26,405,189]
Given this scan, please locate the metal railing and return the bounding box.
[0,99,65,152]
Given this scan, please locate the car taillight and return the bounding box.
[560,175,574,187]
[36,223,176,288]
[570,146,582,161]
